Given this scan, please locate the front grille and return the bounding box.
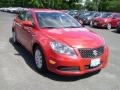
[79,46,104,58]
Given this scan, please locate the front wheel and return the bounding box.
[34,46,47,72]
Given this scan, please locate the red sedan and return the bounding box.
[92,12,120,29]
[12,9,109,76]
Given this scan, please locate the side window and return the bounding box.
[26,12,34,23]
[18,12,26,20]
[113,14,120,18]
[117,14,120,18]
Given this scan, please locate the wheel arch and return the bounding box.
[32,42,44,55]
[32,42,48,70]
[12,27,14,32]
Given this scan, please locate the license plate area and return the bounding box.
[94,22,97,26]
[90,58,100,67]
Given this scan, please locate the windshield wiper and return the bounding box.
[64,26,81,28]
[41,26,81,29]
[41,26,59,29]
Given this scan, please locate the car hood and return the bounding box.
[42,28,104,48]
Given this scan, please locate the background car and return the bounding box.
[91,12,120,29]
[75,11,91,25]
[75,11,101,25]
[0,7,28,14]
[67,10,79,17]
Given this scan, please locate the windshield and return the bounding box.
[94,12,102,17]
[36,12,81,28]
[101,13,112,18]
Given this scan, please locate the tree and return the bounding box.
[98,0,120,12]
[84,0,120,12]
[0,0,82,10]
[28,0,44,8]
[85,0,96,11]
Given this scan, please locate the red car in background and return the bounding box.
[92,12,120,29]
[12,9,109,76]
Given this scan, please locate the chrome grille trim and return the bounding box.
[79,46,104,58]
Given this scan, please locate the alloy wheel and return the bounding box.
[35,49,43,69]
[12,31,17,43]
[107,23,111,30]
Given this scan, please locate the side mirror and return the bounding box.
[22,21,34,27]
[112,17,116,19]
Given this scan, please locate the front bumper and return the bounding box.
[45,46,109,76]
[93,21,107,28]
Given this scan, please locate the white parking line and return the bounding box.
[0,42,7,49]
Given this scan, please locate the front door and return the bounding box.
[21,11,35,52]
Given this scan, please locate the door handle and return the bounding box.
[27,29,31,32]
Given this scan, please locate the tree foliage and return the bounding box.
[1,0,120,12]
[85,0,120,12]
[0,0,81,10]
[99,0,120,12]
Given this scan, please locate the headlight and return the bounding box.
[87,17,91,20]
[50,41,76,56]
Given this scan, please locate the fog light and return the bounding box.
[49,60,56,64]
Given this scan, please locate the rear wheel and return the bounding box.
[34,46,47,72]
[12,31,17,44]
[116,29,120,33]
[90,21,93,27]
[116,26,120,33]
[107,23,111,30]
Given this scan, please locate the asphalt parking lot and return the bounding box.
[0,11,120,90]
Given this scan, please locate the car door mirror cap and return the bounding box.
[23,20,34,27]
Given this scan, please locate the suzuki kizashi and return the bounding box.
[12,9,109,76]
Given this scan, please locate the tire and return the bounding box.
[107,23,111,30]
[34,46,47,72]
[116,29,120,33]
[12,31,17,44]
[90,21,93,27]
[116,27,120,33]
